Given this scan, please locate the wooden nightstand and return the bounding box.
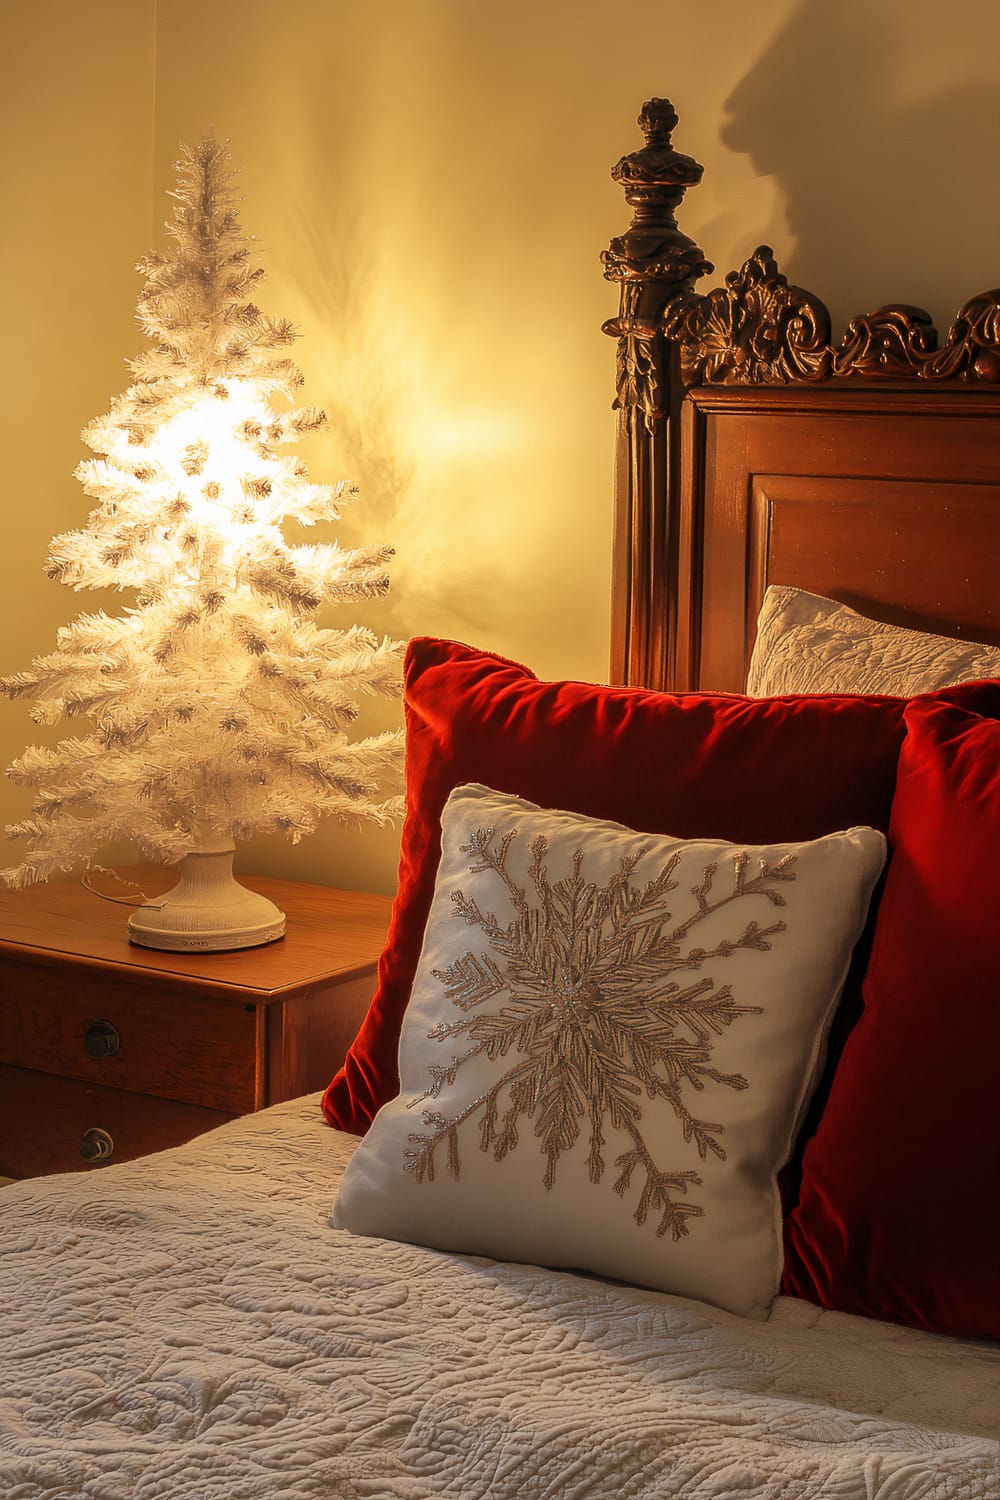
[0,868,392,1179]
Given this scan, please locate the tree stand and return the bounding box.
[128,838,285,952]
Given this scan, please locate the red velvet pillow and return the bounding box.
[783,699,1000,1338]
[322,638,1000,1136]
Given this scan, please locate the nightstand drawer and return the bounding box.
[0,1064,233,1178]
[0,959,260,1114]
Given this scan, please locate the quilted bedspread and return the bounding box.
[2,1097,997,1500]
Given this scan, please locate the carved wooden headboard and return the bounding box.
[603,99,1000,694]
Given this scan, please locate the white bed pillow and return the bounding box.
[747,584,1000,697]
[333,784,885,1320]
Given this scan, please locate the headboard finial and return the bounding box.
[608,98,707,206]
[602,100,713,692]
[638,98,679,144]
[602,100,712,415]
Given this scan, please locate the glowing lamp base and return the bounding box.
[127,842,285,952]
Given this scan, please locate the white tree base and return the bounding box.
[128,843,285,952]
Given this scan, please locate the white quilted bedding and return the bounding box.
[2,1096,997,1500]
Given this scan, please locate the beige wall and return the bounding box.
[0,0,156,869]
[3,0,1000,897]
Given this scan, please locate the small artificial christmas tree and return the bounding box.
[1,137,404,948]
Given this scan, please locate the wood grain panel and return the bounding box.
[0,961,259,1113]
[0,875,391,1179]
[0,1065,232,1179]
[265,973,379,1106]
[681,387,1000,692]
[750,476,1000,643]
[0,869,393,999]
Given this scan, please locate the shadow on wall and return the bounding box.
[258,88,415,632]
[718,0,1000,335]
[258,65,558,659]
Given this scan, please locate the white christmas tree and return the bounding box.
[1,137,404,942]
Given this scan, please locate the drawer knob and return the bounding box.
[83,1020,120,1058]
[79,1127,115,1164]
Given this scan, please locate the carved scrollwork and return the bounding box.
[662,251,1000,388]
[831,290,1000,382]
[663,249,833,386]
[607,102,1000,400]
[832,305,938,378]
[921,291,1000,381]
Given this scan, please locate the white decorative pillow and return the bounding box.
[747,585,1000,697]
[333,784,885,1319]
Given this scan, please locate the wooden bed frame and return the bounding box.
[604,99,1000,693]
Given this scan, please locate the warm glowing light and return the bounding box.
[0,135,404,905]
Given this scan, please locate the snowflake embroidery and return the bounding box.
[405,826,795,1240]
